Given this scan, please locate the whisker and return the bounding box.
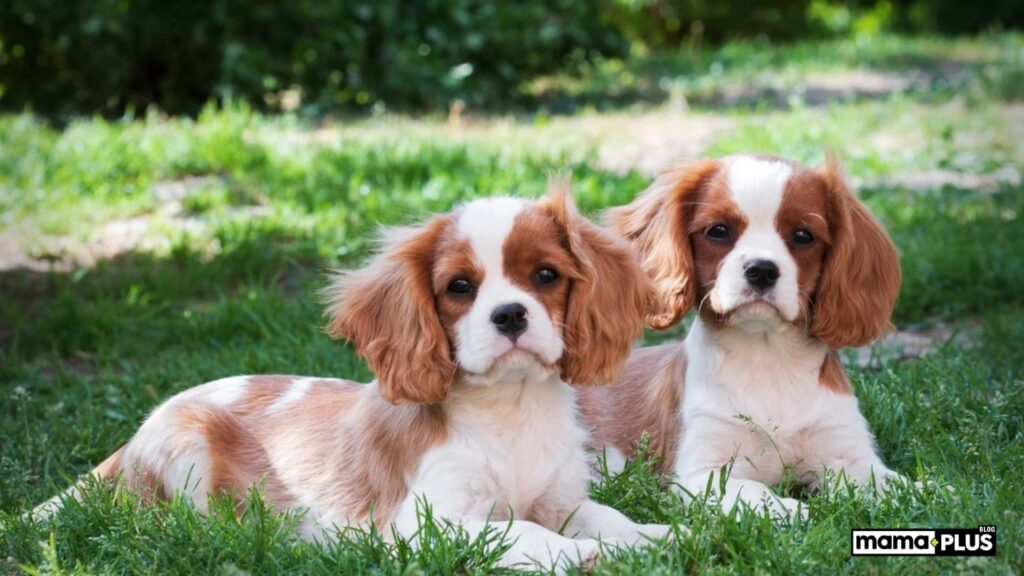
[696,291,714,316]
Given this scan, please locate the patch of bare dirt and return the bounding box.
[852,321,981,369]
[863,165,1021,193]
[0,176,270,273]
[698,69,933,109]
[581,110,734,176]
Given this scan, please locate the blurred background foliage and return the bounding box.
[1,0,1021,118]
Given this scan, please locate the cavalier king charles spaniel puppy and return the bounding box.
[35,181,670,570]
[579,154,905,519]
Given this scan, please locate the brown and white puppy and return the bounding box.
[35,181,670,571]
[580,154,904,519]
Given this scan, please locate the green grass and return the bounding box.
[2,32,1023,574]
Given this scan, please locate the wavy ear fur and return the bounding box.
[541,177,656,385]
[322,218,456,404]
[811,154,901,348]
[603,160,720,329]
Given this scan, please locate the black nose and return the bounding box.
[491,303,528,340]
[743,259,780,290]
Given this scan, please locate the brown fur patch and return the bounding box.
[776,168,832,327]
[818,350,853,394]
[604,160,723,329]
[432,226,484,349]
[810,155,901,348]
[541,179,656,384]
[347,394,448,524]
[323,218,458,404]
[241,375,298,411]
[578,343,685,472]
[501,205,575,342]
[688,170,749,323]
[91,445,125,479]
[199,405,293,509]
[262,381,448,526]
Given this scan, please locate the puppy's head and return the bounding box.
[324,179,654,404]
[606,154,900,348]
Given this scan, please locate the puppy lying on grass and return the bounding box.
[582,154,918,520]
[34,181,671,572]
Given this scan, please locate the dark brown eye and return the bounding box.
[792,229,815,246]
[534,267,559,286]
[705,224,732,243]
[447,278,475,295]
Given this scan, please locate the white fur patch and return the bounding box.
[395,372,590,525]
[602,447,628,476]
[269,378,314,412]
[201,376,249,407]
[456,196,525,274]
[673,317,895,519]
[726,156,792,217]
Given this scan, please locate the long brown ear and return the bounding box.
[541,177,656,385]
[811,155,901,348]
[603,160,720,329]
[322,218,456,404]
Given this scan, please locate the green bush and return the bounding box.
[609,1,1024,48]
[1,0,1022,118]
[0,0,626,117]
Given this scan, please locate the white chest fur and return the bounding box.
[409,364,591,521]
[678,320,870,483]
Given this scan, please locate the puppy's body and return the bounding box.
[71,375,441,536]
[37,186,669,571]
[582,155,904,518]
[70,368,591,540]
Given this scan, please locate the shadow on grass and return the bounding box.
[0,226,327,364]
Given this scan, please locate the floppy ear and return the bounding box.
[603,160,720,329]
[811,155,901,348]
[322,217,456,404]
[541,177,656,385]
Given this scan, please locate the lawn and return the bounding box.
[1,33,1023,574]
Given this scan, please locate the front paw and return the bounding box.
[501,537,602,575]
[592,522,681,545]
[760,495,807,522]
[632,522,677,542]
[559,539,601,574]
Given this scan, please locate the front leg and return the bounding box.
[679,470,806,521]
[562,500,675,544]
[458,518,601,573]
[674,420,806,521]
[394,497,600,573]
[816,457,904,492]
[393,465,600,573]
[797,405,911,494]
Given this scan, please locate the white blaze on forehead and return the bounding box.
[716,156,802,323]
[726,156,793,221]
[456,196,526,275]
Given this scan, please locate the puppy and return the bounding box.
[35,181,670,570]
[580,154,905,519]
